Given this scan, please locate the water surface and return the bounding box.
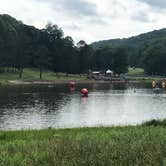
[0,83,165,130]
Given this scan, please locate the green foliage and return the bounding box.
[92,46,128,74]
[92,28,166,74]
[0,15,79,75]
[0,14,128,76]
[143,119,166,127]
[142,39,166,75]
[0,126,166,165]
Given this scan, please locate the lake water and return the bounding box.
[0,83,166,130]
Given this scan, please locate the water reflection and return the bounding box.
[0,83,166,130]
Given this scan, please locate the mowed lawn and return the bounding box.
[0,121,166,166]
[0,68,87,85]
[128,67,145,76]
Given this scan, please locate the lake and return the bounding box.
[0,83,165,130]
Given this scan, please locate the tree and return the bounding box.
[143,41,166,75]
[0,14,129,76]
[43,23,64,73]
[35,45,49,79]
[111,47,128,74]
[92,46,128,74]
[77,43,94,73]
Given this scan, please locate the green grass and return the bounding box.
[127,68,166,83]
[128,67,145,76]
[1,121,166,165]
[0,67,164,85]
[21,68,86,81]
[0,68,87,85]
[128,76,164,83]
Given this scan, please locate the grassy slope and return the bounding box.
[0,68,87,85]
[128,67,145,76]
[127,68,165,83]
[1,121,166,166]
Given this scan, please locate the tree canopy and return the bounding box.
[0,14,129,77]
[91,28,166,75]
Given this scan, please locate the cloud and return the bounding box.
[137,0,166,9]
[1,0,166,43]
[63,23,80,31]
[131,11,154,23]
[36,0,98,17]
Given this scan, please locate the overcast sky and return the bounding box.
[0,0,166,43]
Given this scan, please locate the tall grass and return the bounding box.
[0,125,166,165]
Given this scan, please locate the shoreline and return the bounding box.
[7,79,141,85]
[0,119,163,132]
[0,119,165,165]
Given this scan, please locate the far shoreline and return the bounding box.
[7,79,141,85]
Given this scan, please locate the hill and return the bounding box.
[91,29,166,49]
[0,14,128,76]
[0,14,87,75]
[1,14,165,75]
[91,29,166,67]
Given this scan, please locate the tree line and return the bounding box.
[92,28,166,75]
[0,14,128,78]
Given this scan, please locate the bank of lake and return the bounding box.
[0,68,164,86]
[0,119,166,166]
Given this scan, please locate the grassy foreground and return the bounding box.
[1,120,166,166]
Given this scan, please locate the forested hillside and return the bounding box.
[0,14,128,77]
[2,14,166,76]
[92,29,166,49]
[92,29,166,74]
[0,14,80,77]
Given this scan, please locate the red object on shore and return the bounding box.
[69,81,75,88]
[81,88,89,97]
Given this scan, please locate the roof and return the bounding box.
[92,71,100,74]
[106,69,113,74]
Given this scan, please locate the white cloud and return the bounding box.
[0,0,166,43]
[137,0,166,9]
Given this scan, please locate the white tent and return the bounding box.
[106,69,113,74]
